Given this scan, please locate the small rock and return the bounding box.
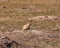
[13,30,20,32]
[32,16,47,21]
[52,28,59,31]
[47,16,58,21]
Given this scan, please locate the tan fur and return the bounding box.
[22,19,32,30]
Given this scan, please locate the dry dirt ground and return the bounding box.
[0,0,60,48]
[0,30,60,48]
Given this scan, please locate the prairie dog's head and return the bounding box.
[28,18,32,22]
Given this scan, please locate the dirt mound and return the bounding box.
[0,30,60,48]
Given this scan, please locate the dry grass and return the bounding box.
[0,0,60,30]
